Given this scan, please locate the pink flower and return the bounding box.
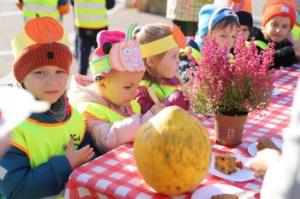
[184,34,275,116]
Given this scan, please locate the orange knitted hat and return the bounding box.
[13,43,72,82]
[11,17,72,83]
[262,0,296,27]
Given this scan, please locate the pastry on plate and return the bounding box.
[256,138,281,152]
[214,154,243,175]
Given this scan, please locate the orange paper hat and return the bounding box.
[140,25,186,58]
[11,17,72,82]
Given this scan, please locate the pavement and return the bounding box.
[0,0,265,84]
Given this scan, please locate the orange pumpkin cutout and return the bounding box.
[25,17,64,43]
[172,25,186,49]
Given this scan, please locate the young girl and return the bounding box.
[251,0,300,68]
[133,23,189,114]
[69,29,164,153]
[0,17,96,199]
[179,4,239,82]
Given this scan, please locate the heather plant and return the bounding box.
[185,35,275,116]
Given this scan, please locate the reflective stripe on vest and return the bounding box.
[75,101,141,123]
[74,0,108,29]
[23,0,59,19]
[292,25,300,41]
[254,40,268,50]
[10,107,86,168]
[139,80,180,101]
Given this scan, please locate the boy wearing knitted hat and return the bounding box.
[69,28,164,153]
[251,0,300,68]
[0,17,97,199]
[179,4,239,82]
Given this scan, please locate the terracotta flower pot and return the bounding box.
[214,113,248,147]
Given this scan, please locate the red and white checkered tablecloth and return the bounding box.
[65,67,300,199]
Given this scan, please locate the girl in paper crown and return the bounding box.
[0,17,97,199]
[68,27,164,153]
[133,23,189,114]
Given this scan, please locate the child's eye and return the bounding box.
[124,86,132,89]
[56,70,66,74]
[33,71,45,75]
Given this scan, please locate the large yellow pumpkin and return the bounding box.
[134,106,211,195]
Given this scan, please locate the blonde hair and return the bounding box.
[132,23,173,82]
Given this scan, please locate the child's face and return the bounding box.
[99,71,144,107]
[263,16,291,43]
[211,25,238,49]
[23,65,68,104]
[150,47,180,79]
[239,25,250,41]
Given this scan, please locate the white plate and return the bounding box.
[247,138,282,157]
[209,153,255,182]
[191,183,243,199]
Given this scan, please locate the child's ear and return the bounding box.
[146,57,155,67]
[97,80,106,89]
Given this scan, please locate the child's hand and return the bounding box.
[65,140,95,169]
[150,103,165,115]
[246,148,280,177]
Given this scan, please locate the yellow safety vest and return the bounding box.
[139,80,181,102]
[10,107,86,168]
[74,0,108,29]
[75,101,141,123]
[292,25,300,41]
[23,0,60,20]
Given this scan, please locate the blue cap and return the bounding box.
[195,4,239,49]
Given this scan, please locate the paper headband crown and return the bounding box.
[90,24,145,79]
[139,25,186,58]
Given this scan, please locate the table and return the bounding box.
[65,67,300,199]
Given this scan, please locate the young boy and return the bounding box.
[0,17,97,199]
[179,4,239,82]
[251,0,300,68]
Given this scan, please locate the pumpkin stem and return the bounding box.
[35,13,40,18]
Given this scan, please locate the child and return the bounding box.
[70,0,115,75]
[132,23,189,114]
[0,17,96,199]
[251,0,300,68]
[15,0,70,21]
[0,86,49,156]
[68,29,164,153]
[236,10,253,41]
[179,4,239,82]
